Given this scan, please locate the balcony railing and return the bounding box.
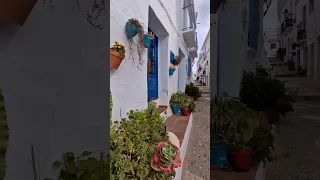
[280,18,295,34]
[297,21,306,42]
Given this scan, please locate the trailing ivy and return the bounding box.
[0,89,8,180]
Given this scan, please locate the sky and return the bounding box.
[192,0,210,73]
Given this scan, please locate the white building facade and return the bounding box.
[264,28,281,59]
[110,0,198,121]
[211,0,270,97]
[278,0,320,79]
[196,29,210,87]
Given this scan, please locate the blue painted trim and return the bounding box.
[170,51,175,64]
[187,56,191,77]
[147,28,159,100]
[182,4,193,9]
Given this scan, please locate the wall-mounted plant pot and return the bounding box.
[171,106,182,115]
[210,143,228,168]
[0,0,37,25]
[231,148,251,172]
[125,21,138,39]
[143,34,152,48]
[182,108,189,116]
[169,69,175,76]
[110,49,125,69]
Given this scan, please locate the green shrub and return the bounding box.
[169,91,187,108]
[187,97,196,113]
[239,64,295,124]
[185,83,202,100]
[110,108,174,179]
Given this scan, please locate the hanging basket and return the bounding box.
[110,49,125,69]
[0,0,37,25]
[125,21,138,39]
[169,69,175,76]
[143,34,153,48]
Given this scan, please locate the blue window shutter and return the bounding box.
[170,51,174,64]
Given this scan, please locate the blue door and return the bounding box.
[147,29,158,101]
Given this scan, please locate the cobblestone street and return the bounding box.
[181,90,210,180]
[266,94,320,179]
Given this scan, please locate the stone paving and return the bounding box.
[181,92,210,180]
[266,101,320,180]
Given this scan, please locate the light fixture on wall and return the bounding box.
[283,9,289,19]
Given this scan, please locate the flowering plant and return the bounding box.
[110,41,125,56]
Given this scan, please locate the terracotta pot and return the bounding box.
[0,0,37,25]
[110,49,125,69]
[232,148,252,171]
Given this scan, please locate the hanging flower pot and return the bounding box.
[143,32,155,48]
[110,41,125,69]
[173,56,181,66]
[125,18,140,39]
[151,142,182,174]
[0,0,37,25]
[169,66,176,76]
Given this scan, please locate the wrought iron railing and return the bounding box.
[297,21,306,42]
[280,18,295,34]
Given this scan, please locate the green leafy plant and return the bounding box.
[169,92,188,108]
[173,56,181,66]
[240,64,295,124]
[185,83,202,100]
[0,89,8,180]
[110,41,125,56]
[109,108,174,179]
[247,116,276,166]
[51,151,108,180]
[187,97,196,113]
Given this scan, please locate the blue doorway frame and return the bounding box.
[147,28,159,101]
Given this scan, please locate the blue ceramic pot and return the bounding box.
[169,68,175,76]
[143,34,152,48]
[171,106,182,115]
[125,22,138,39]
[210,143,228,168]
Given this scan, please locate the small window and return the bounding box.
[309,0,314,13]
[270,43,276,50]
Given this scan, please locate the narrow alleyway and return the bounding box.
[181,88,210,180]
[266,77,320,180]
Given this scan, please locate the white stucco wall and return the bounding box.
[110,0,191,120]
[0,1,109,179]
[214,0,269,97]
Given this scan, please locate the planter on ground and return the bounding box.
[171,106,182,115]
[0,0,37,25]
[182,108,189,116]
[231,148,252,172]
[210,143,228,168]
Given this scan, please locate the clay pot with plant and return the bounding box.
[173,56,181,66]
[110,41,125,69]
[143,31,155,48]
[181,100,189,116]
[169,65,176,76]
[125,18,145,69]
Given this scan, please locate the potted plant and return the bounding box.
[0,0,37,25]
[173,56,181,66]
[169,65,176,76]
[210,93,234,168]
[143,31,155,48]
[185,83,202,100]
[110,41,125,69]
[181,100,189,116]
[151,142,182,174]
[170,92,185,115]
[125,18,140,39]
[187,96,196,114]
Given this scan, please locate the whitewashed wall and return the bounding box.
[0,1,109,179]
[110,0,190,120]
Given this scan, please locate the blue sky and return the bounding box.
[193,0,210,73]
